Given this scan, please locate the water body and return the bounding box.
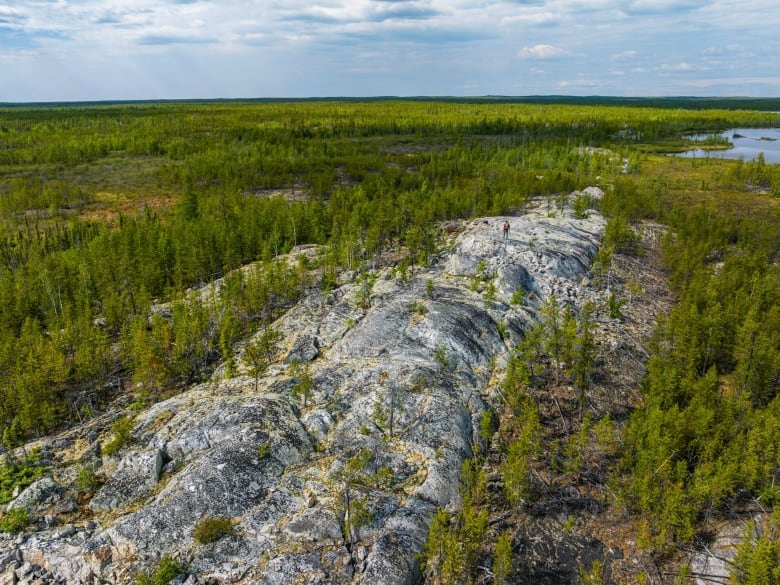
[674,128,780,164]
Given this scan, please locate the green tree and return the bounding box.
[372,371,405,439]
[243,325,282,392]
[289,360,314,407]
[422,509,463,585]
[542,295,567,385]
[340,449,374,548]
[493,531,513,585]
[731,511,780,585]
[602,216,640,255]
[571,301,597,419]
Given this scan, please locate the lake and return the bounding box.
[674,128,780,164]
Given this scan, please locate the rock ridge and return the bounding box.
[1,194,607,584]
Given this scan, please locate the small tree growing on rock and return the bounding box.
[243,325,282,392]
[570,301,598,420]
[422,509,461,584]
[542,295,569,386]
[103,414,135,456]
[493,531,514,585]
[288,360,314,408]
[354,267,376,309]
[372,371,406,439]
[422,464,489,584]
[340,449,374,550]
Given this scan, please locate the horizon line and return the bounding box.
[3,95,780,109]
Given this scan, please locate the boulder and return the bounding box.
[6,478,61,513]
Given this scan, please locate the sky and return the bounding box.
[1,0,779,102]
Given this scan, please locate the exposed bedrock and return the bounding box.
[2,196,607,584]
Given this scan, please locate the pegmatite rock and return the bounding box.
[444,199,605,307]
[2,194,606,584]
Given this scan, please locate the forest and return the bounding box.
[1,99,779,582]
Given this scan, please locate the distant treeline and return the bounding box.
[3,95,780,111]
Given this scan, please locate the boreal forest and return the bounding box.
[0,99,779,583]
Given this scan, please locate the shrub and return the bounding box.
[257,443,272,459]
[103,415,135,456]
[74,463,101,492]
[434,345,451,370]
[134,556,184,585]
[0,450,46,505]
[478,410,495,449]
[573,194,591,219]
[607,292,627,319]
[0,507,30,533]
[730,512,780,585]
[343,497,371,544]
[193,516,233,544]
[579,560,605,585]
[603,216,640,255]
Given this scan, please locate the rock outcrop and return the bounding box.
[0,195,607,584]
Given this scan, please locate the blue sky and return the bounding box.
[1,0,779,102]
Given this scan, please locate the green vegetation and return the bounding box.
[1,100,778,443]
[371,371,408,439]
[434,345,452,370]
[730,510,780,585]
[0,450,45,504]
[510,288,525,305]
[134,556,185,585]
[0,506,31,534]
[2,99,780,576]
[288,361,314,407]
[421,458,489,584]
[243,326,282,392]
[339,448,376,547]
[74,462,101,492]
[192,516,234,544]
[102,414,135,456]
[256,442,272,460]
[493,531,513,585]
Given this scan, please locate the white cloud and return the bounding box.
[518,44,566,59]
[659,62,710,72]
[500,11,560,26]
[612,50,637,60]
[1,0,780,100]
[680,75,780,88]
[625,0,707,14]
[661,62,694,71]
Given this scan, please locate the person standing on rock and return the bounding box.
[502,220,510,240]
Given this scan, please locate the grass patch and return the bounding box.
[193,516,234,544]
[134,556,184,585]
[0,507,31,534]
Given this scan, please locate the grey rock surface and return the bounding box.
[1,196,607,584]
[6,478,61,513]
[88,450,163,512]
